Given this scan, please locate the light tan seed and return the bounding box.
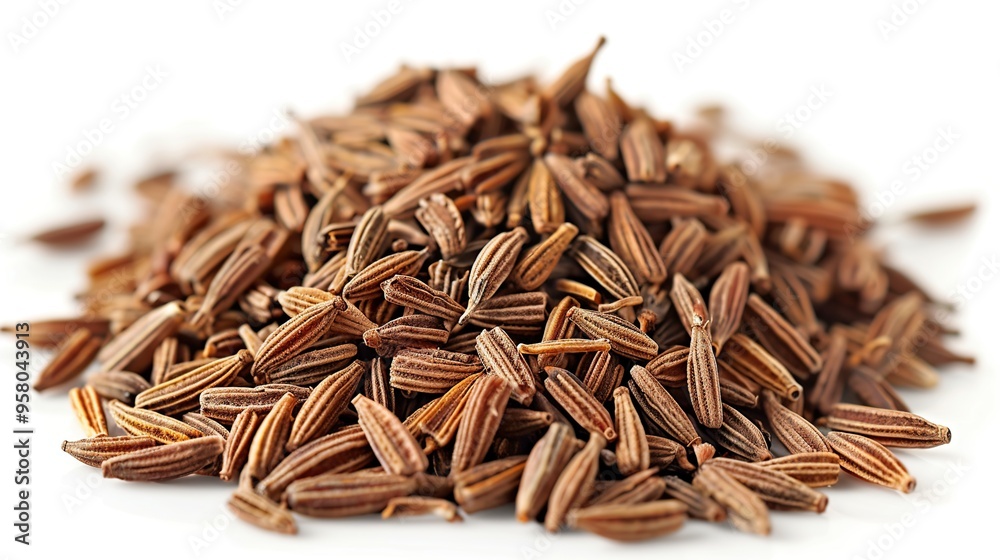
[613,386,649,476]
[69,386,108,438]
[382,497,463,523]
[518,338,611,355]
[109,400,204,443]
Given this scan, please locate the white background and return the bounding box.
[2,1,999,559]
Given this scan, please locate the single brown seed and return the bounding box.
[69,386,108,438]
[516,423,580,522]
[34,329,104,391]
[693,463,771,536]
[251,298,345,382]
[228,488,298,534]
[687,312,723,429]
[761,391,832,454]
[707,457,829,513]
[826,431,916,493]
[452,375,512,472]
[382,497,463,523]
[544,367,617,441]
[758,453,841,488]
[544,431,606,532]
[453,455,528,514]
[285,360,366,451]
[613,386,649,476]
[134,350,253,416]
[245,393,298,482]
[30,218,106,246]
[824,404,951,449]
[108,400,204,444]
[353,394,429,476]
[567,307,658,361]
[459,227,529,325]
[287,472,419,518]
[628,365,700,446]
[568,500,688,542]
[476,327,536,406]
[102,436,225,482]
[62,435,158,468]
[662,476,727,522]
